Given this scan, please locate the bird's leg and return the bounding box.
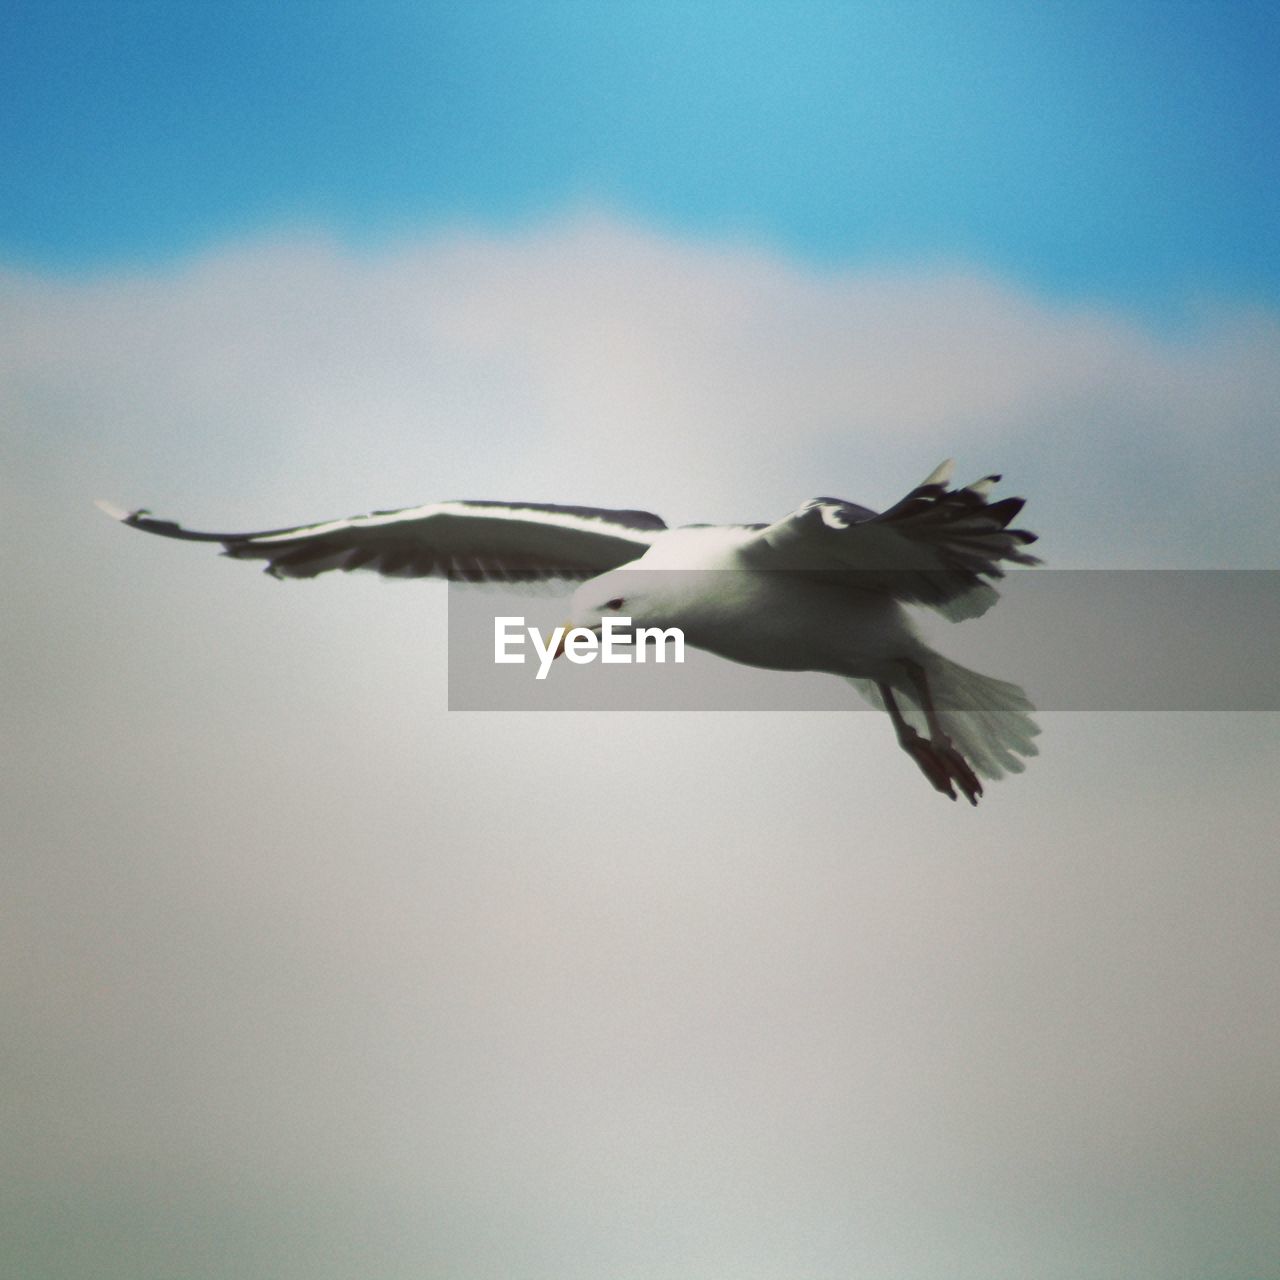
[899,660,983,806]
[878,681,962,802]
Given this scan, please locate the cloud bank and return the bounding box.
[5,216,1278,1279]
[6,212,1278,557]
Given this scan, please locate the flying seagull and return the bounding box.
[97,459,1040,804]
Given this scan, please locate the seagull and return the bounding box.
[98,459,1040,804]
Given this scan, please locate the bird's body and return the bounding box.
[595,528,922,679]
[99,459,1040,803]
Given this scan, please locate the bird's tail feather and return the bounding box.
[848,654,1040,781]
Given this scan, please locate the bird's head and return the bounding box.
[568,569,640,629]
[547,569,664,659]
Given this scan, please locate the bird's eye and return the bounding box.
[605,597,625,611]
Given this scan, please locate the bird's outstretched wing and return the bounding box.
[741,460,1040,620]
[96,498,667,583]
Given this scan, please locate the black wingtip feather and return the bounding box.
[983,496,1026,527]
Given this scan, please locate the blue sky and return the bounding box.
[4,0,1277,313]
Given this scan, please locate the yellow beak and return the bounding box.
[550,621,572,660]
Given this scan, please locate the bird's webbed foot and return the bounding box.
[899,728,984,806]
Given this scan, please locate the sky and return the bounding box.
[5,4,1279,1278]
[4,1,1279,310]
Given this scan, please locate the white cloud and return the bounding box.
[6,212,1277,555]
[4,215,1278,1278]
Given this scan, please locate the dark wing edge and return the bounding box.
[748,459,1041,620]
[95,498,667,584]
